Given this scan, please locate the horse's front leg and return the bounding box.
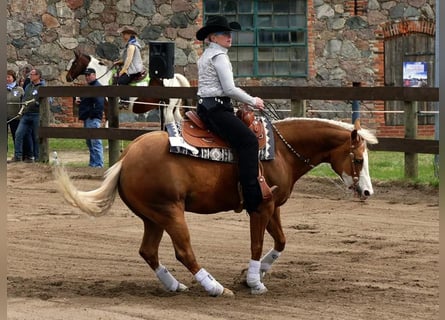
[261,207,285,278]
[247,201,275,294]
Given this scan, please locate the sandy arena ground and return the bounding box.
[7,151,439,320]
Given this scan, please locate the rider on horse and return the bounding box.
[195,15,277,214]
[113,26,145,106]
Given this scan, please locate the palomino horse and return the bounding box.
[66,50,190,123]
[54,118,378,296]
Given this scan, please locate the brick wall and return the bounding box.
[377,19,436,138]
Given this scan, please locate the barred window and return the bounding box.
[203,0,308,77]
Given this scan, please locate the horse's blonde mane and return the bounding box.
[276,117,378,144]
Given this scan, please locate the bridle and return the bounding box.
[261,105,367,196]
[72,53,113,83]
[259,103,315,168]
[270,121,314,169]
[348,138,366,195]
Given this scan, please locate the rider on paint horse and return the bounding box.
[113,25,145,107]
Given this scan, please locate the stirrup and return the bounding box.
[257,176,278,200]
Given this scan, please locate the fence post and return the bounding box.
[404,100,418,179]
[290,99,305,117]
[107,97,120,166]
[39,97,50,163]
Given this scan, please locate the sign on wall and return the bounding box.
[403,61,428,87]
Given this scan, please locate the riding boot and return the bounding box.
[242,178,278,213]
[242,181,263,213]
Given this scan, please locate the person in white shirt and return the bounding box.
[196,15,275,214]
[113,26,144,105]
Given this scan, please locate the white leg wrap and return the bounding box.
[194,268,224,296]
[155,264,180,292]
[246,259,267,294]
[260,248,281,273]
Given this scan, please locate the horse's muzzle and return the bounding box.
[353,185,372,200]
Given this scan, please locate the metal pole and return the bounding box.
[107,97,120,166]
[433,0,439,177]
[351,82,361,123]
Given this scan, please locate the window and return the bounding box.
[203,0,308,77]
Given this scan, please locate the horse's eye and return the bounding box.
[354,159,364,165]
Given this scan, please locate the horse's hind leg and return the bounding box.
[139,218,187,292]
[164,212,233,296]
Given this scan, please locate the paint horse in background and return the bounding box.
[66,49,190,123]
[54,117,378,296]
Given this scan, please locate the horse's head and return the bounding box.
[66,49,91,82]
[332,120,375,200]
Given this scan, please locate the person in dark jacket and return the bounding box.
[18,64,35,161]
[76,68,105,167]
[10,68,44,163]
[6,69,24,154]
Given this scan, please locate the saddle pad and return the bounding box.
[167,117,275,163]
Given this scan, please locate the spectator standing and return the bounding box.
[18,64,32,89]
[76,68,105,168]
[17,64,35,160]
[6,70,24,154]
[11,68,44,163]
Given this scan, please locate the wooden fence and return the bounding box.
[37,86,439,179]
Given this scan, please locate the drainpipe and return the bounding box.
[352,82,361,124]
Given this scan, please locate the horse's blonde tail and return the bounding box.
[174,73,191,88]
[54,161,122,217]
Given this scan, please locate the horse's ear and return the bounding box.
[354,118,361,131]
[351,129,358,142]
[74,48,80,57]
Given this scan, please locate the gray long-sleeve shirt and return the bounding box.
[197,42,256,106]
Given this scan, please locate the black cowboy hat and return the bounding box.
[196,15,241,41]
[117,25,138,35]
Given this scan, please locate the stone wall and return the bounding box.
[6,0,436,136]
[7,0,201,124]
[305,0,436,137]
[7,0,200,85]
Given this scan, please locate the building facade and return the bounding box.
[6,0,437,137]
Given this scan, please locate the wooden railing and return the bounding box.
[37,86,439,178]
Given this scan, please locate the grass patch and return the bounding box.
[8,137,439,187]
[308,151,439,187]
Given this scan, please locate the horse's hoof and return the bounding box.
[176,283,188,292]
[251,285,268,295]
[221,287,235,296]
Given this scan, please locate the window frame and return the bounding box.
[202,0,308,78]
